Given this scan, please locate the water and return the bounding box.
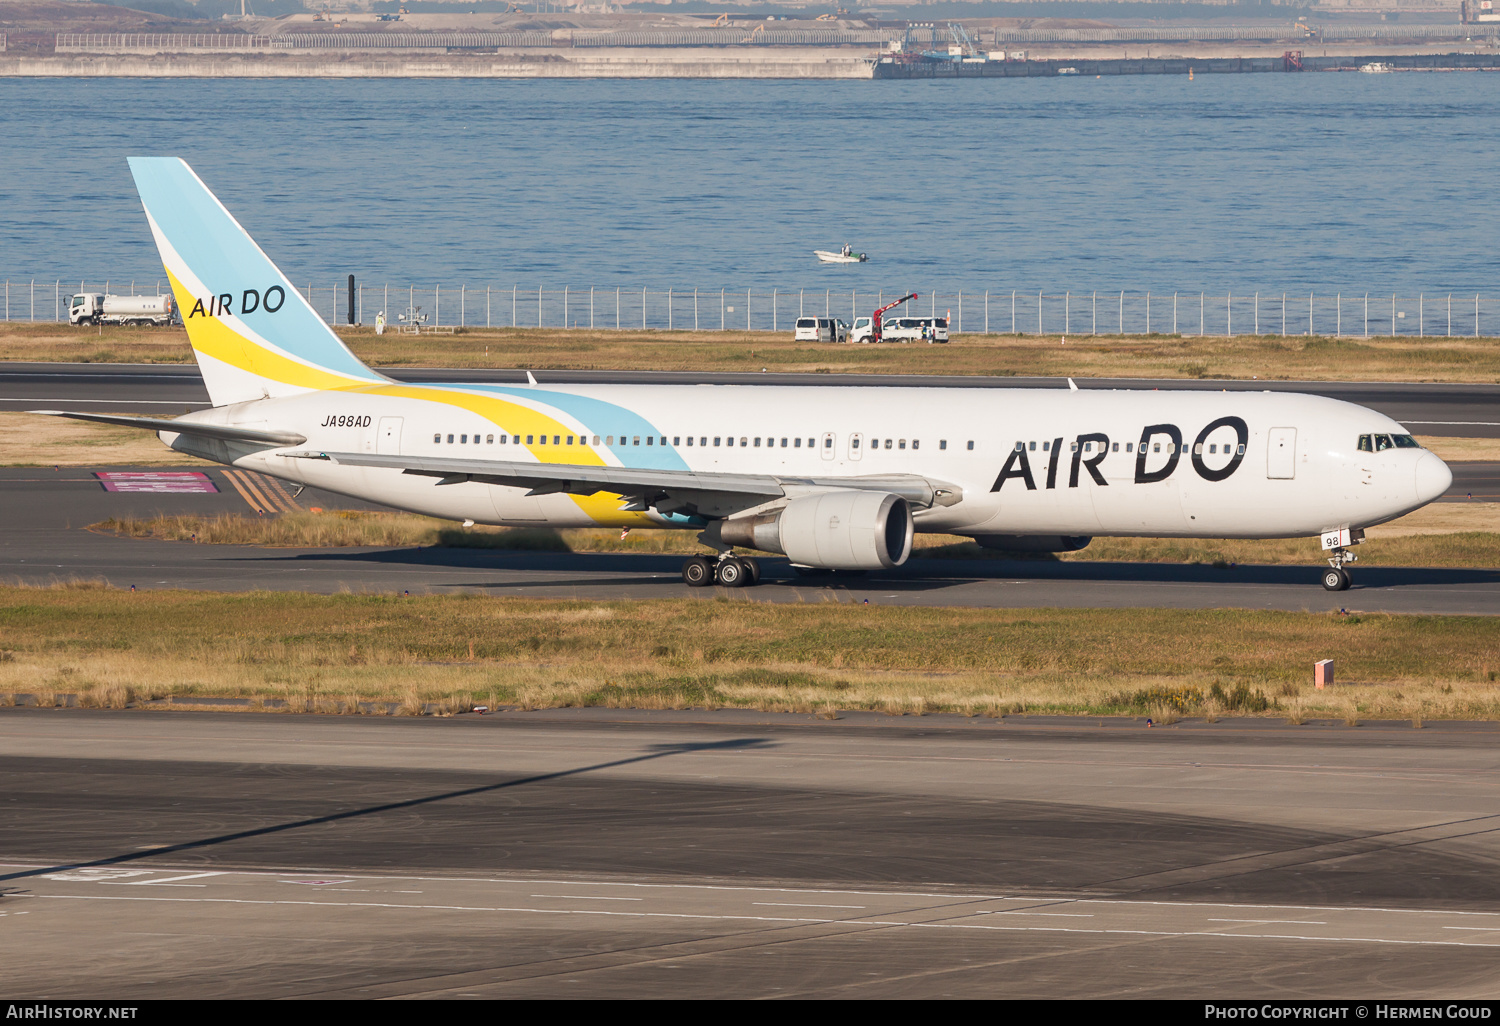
[2,75,1497,295]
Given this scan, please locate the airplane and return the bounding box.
[37,158,1453,593]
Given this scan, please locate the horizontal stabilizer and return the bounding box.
[30,410,307,446]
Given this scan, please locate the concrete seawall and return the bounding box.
[0,49,876,79]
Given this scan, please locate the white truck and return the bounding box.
[68,293,176,327]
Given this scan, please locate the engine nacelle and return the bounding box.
[720,491,914,569]
[971,534,1092,553]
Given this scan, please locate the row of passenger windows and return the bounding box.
[1010,440,1246,456]
[433,432,977,451]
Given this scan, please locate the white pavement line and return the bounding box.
[20,893,1500,948]
[1404,421,1500,426]
[753,902,868,909]
[1208,918,1327,925]
[530,894,643,901]
[120,872,224,886]
[990,911,1094,917]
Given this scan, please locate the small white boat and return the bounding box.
[1057,66,1080,75]
[1359,62,1395,73]
[815,250,867,264]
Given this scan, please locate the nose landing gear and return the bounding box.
[681,554,762,588]
[1321,547,1357,591]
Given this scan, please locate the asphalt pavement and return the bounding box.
[2,362,1498,436]
[3,709,1498,998]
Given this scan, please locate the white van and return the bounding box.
[793,316,847,343]
[881,317,950,343]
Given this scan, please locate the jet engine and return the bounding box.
[720,491,914,569]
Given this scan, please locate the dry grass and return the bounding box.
[1416,437,1500,463]
[92,504,1500,567]
[7,321,1500,383]
[0,587,1497,721]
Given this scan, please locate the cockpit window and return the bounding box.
[1375,434,1395,451]
[1357,434,1373,452]
[1392,434,1422,449]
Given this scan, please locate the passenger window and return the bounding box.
[673,436,680,446]
[714,437,721,447]
[487,434,493,444]
[500,435,507,444]
[809,438,816,448]
[433,433,441,443]
[1125,443,1132,453]
[686,436,693,446]
[795,438,801,447]
[939,440,947,450]
[553,436,560,446]
[885,439,892,450]
[781,438,788,447]
[912,440,920,451]
[1357,434,1373,452]
[460,434,467,444]
[701,437,708,446]
[1042,441,1050,452]
[606,436,614,446]
[740,437,747,447]
[1153,443,1160,453]
[1236,444,1245,455]
[1071,442,1078,452]
[633,436,641,446]
[1209,444,1216,454]
[1014,441,1023,452]
[447,434,455,444]
[727,437,734,447]
[593,436,600,445]
[899,439,906,450]
[646,437,653,446]
[567,436,574,445]
[967,441,974,451]
[1028,441,1036,451]
[852,437,861,449]
[754,438,761,447]
[660,437,667,446]
[526,435,534,445]
[1112,442,1119,452]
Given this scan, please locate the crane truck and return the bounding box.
[68,292,176,327]
[848,293,918,343]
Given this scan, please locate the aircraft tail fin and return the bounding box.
[127,157,386,407]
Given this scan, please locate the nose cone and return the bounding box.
[1416,451,1453,504]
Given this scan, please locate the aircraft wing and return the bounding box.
[300,451,961,519]
[29,411,308,446]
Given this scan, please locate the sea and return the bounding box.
[2,74,1498,296]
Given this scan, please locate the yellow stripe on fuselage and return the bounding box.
[346,382,656,527]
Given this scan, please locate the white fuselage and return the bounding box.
[168,382,1451,540]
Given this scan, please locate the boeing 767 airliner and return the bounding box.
[38,158,1452,591]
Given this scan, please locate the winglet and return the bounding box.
[1067,377,1079,391]
[526,371,538,387]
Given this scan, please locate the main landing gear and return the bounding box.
[682,554,761,588]
[1321,547,1357,591]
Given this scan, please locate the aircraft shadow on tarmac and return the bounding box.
[0,736,775,885]
[225,546,1500,591]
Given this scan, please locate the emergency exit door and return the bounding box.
[377,417,403,455]
[1266,427,1296,479]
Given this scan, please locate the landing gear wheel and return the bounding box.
[682,557,713,587]
[740,557,761,586]
[1322,568,1353,591]
[716,557,747,588]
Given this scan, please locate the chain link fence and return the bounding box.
[7,280,1499,339]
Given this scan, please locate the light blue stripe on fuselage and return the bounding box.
[432,384,690,470]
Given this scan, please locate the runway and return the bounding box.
[3,362,1499,437]
[2,465,1497,613]
[3,709,1499,998]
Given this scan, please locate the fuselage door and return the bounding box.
[377,416,403,455]
[1266,427,1296,479]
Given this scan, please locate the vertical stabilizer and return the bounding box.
[127,157,386,407]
